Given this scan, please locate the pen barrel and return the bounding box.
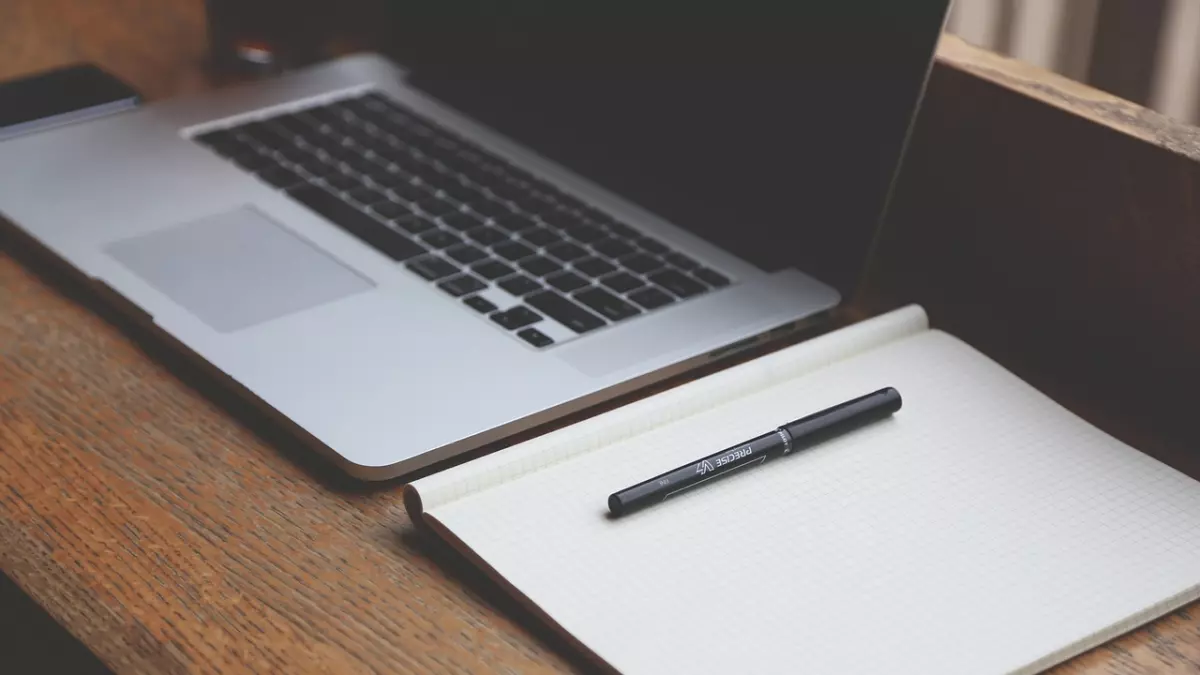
[779,387,902,451]
[608,429,787,516]
[608,387,902,517]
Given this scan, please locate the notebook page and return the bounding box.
[412,305,928,511]
[424,330,1200,675]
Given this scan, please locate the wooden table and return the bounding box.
[2,1,1199,673]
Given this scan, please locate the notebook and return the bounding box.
[404,305,1200,675]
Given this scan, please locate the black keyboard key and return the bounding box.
[446,244,488,264]
[344,155,384,177]
[493,241,536,262]
[491,306,543,330]
[628,287,676,310]
[472,259,516,280]
[546,271,590,293]
[414,197,460,218]
[517,327,554,348]
[600,272,646,294]
[420,173,461,195]
[526,291,606,334]
[387,182,429,204]
[341,95,380,115]
[486,182,531,204]
[578,206,612,224]
[256,165,305,189]
[510,162,547,181]
[574,287,642,322]
[305,106,342,128]
[520,227,563,248]
[321,141,362,163]
[322,172,360,192]
[438,182,483,205]
[467,199,515,220]
[437,274,487,297]
[195,128,235,147]
[518,256,563,277]
[572,256,617,278]
[302,133,345,157]
[463,295,497,313]
[545,242,589,262]
[234,152,276,172]
[342,125,378,148]
[693,267,731,288]
[419,230,462,249]
[394,214,437,234]
[664,252,701,271]
[592,237,637,259]
[368,169,412,188]
[378,147,423,172]
[565,224,607,244]
[546,190,588,213]
[524,190,560,209]
[441,212,487,231]
[363,91,407,112]
[288,136,321,154]
[452,161,493,185]
[324,101,359,124]
[346,185,389,206]
[465,226,510,247]
[271,113,312,136]
[203,138,246,158]
[540,210,586,230]
[236,121,278,146]
[370,200,408,219]
[394,135,438,156]
[206,136,256,159]
[289,185,427,261]
[618,253,664,275]
[237,123,277,144]
[297,159,341,178]
[405,255,459,280]
[634,236,670,255]
[272,144,311,163]
[507,196,556,217]
[492,214,540,234]
[649,269,707,298]
[603,220,640,239]
[498,274,541,296]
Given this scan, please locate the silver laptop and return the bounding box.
[0,1,949,479]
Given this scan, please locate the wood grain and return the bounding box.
[936,34,1200,160]
[0,3,1198,673]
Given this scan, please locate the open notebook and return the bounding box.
[405,306,1200,675]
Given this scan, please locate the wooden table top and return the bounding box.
[2,1,1198,673]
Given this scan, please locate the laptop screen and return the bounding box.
[388,1,949,295]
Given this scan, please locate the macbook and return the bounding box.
[0,0,950,478]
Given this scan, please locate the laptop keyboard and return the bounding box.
[190,91,732,348]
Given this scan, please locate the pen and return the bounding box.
[607,387,902,516]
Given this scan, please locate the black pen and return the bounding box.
[607,387,902,516]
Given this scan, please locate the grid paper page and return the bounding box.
[427,330,1200,675]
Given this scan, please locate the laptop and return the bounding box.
[0,1,949,479]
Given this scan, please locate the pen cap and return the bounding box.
[780,386,901,448]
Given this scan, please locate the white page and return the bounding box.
[426,330,1200,675]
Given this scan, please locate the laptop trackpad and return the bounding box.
[106,206,373,332]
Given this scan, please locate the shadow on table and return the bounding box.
[0,572,112,675]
